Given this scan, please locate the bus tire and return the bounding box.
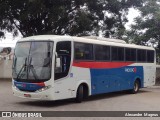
[75,85,84,103]
[131,80,140,94]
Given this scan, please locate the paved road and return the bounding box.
[1,80,160,120]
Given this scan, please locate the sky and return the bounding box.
[0,32,22,47]
[0,8,140,47]
[125,8,140,30]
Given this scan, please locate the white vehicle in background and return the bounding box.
[12,35,156,102]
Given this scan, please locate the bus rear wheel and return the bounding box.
[131,80,140,94]
[75,85,84,103]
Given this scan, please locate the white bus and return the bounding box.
[12,35,156,102]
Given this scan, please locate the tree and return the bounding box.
[126,0,160,58]
[0,0,143,38]
[99,0,143,39]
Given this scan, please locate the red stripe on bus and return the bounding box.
[34,82,45,87]
[73,61,133,69]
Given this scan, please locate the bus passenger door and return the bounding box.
[54,41,74,100]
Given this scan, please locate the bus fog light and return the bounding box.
[36,85,51,92]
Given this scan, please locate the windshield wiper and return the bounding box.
[28,57,38,80]
[16,57,38,80]
[17,57,27,79]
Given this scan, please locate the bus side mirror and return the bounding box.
[56,58,61,68]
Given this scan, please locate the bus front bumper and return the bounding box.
[12,86,55,100]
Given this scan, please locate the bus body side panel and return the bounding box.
[73,61,145,95]
[90,66,144,95]
[142,64,156,87]
[53,66,91,100]
[72,66,92,96]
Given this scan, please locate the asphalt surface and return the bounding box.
[1,79,160,120]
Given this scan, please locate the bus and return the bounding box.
[12,35,156,102]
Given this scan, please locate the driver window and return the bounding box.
[55,41,71,80]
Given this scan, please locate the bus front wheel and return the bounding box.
[75,85,84,103]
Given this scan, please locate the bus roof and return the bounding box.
[18,35,155,51]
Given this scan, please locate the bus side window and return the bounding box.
[55,41,71,80]
[74,42,93,60]
[111,46,124,61]
[137,49,146,62]
[147,50,154,63]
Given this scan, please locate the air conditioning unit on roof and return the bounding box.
[81,36,126,44]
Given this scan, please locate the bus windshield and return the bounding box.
[12,41,53,82]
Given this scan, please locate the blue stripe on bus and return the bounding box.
[14,80,45,92]
[90,66,144,95]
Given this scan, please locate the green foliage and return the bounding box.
[126,0,160,58]
[0,0,143,38]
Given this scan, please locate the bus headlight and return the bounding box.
[36,85,51,92]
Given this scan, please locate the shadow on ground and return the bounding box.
[16,90,149,108]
